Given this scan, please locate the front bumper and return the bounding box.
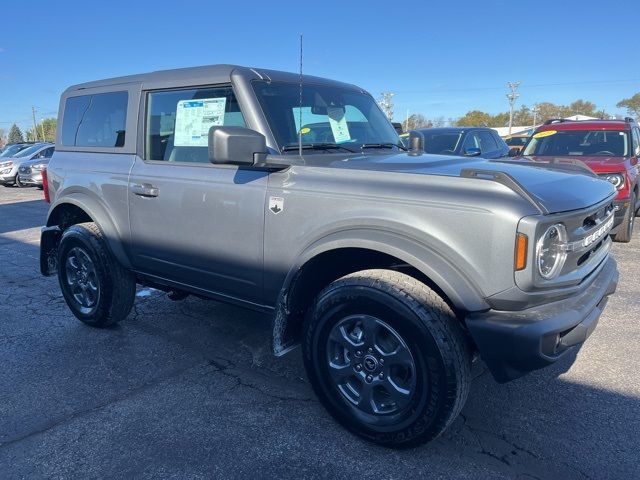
[611,199,630,230]
[466,255,618,383]
[0,174,16,185]
[18,172,43,185]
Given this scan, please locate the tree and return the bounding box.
[513,105,533,126]
[0,128,6,147]
[617,93,640,119]
[7,124,24,144]
[431,116,446,127]
[456,110,493,127]
[405,114,430,130]
[26,118,57,143]
[566,100,597,117]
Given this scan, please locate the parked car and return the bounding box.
[0,142,38,159]
[519,118,639,242]
[0,143,54,187]
[414,127,510,159]
[17,153,54,188]
[503,133,530,155]
[41,65,618,447]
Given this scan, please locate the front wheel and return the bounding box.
[14,175,26,188]
[303,269,471,448]
[57,222,136,327]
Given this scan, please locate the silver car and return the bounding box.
[41,65,618,447]
[17,155,53,188]
[0,143,54,187]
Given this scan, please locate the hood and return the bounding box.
[521,155,627,172]
[20,157,50,167]
[321,152,616,214]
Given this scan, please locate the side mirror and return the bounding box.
[508,148,519,157]
[208,126,267,165]
[464,147,482,157]
[407,130,425,156]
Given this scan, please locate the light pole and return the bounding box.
[506,81,521,134]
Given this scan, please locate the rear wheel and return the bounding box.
[57,222,136,327]
[303,269,471,447]
[614,192,636,243]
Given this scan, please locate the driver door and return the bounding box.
[128,85,268,304]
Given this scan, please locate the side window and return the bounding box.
[462,132,480,152]
[145,86,245,163]
[632,127,640,156]
[62,92,128,148]
[61,95,91,146]
[478,131,499,153]
[43,147,55,158]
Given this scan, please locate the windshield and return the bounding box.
[523,130,629,157]
[0,144,28,158]
[252,81,400,152]
[14,144,45,158]
[421,132,462,154]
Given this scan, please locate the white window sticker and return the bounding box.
[327,106,351,144]
[174,97,227,147]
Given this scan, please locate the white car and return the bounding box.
[0,143,55,187]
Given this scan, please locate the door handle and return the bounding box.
[131,183,159,197]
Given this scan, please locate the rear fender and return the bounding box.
[45,193,132,270]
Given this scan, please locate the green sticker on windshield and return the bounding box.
[327,106,351,144]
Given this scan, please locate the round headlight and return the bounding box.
[536,224,567,279]
[602,173,625,190]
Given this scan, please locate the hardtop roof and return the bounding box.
[64,64,361,93]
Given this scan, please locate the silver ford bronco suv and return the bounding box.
[40,65,619,447]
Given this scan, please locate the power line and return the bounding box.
[395,78,640,94]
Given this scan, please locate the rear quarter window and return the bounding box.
[61,91,128,148]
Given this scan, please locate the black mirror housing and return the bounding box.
[208,126,267,165]
[407,130,425,156]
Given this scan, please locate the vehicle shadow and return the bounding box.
[0,198,48,235]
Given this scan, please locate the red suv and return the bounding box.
[520,118,640,242]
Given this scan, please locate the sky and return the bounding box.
[1,0,638,133]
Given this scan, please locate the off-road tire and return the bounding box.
[303,269,471,448]
[57,222,136,327]
[614,191,636,243]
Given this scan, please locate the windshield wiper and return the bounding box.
[281,143,357,153]
[361,143,407,151]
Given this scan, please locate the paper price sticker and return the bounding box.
[174,97,227,147]
[327,106,351,144]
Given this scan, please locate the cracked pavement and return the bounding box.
[1,187,638,479]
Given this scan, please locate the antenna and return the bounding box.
[298,33,303,157]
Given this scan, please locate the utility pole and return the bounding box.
[378,92,395,122]
[32,106,39,142]
[506,81,521,134]
[532,103,539,126]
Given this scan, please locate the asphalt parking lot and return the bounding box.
[0,186,638,479]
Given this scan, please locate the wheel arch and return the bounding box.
[46,194,132,269]
[271,229,488,355]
